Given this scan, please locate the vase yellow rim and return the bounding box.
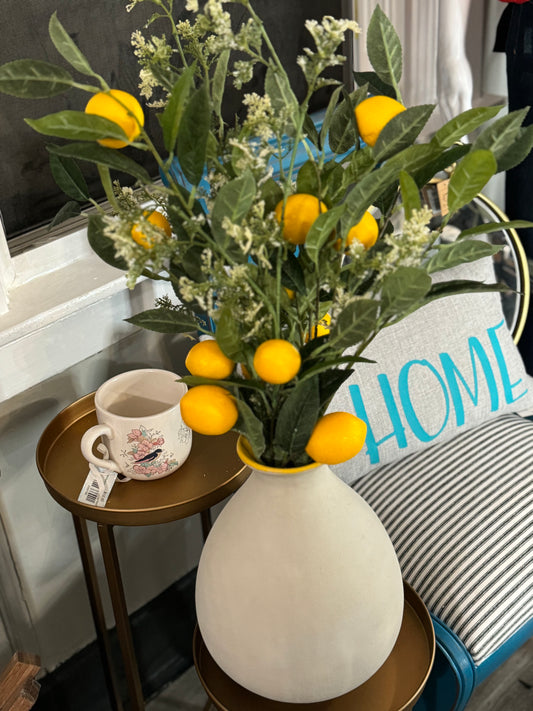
[236,436,320,474]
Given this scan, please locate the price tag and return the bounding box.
[78,464,118,507]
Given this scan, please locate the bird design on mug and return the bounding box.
[134,448,163,463]
[124,428,179,477]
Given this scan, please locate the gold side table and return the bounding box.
[36,393,250,711]
[193,582,435,711]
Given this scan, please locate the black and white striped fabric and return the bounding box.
[354,413,533,665]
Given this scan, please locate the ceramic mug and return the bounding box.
[81,369,192,482]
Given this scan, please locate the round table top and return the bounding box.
[36,392,250,526]
[193,581,435,711]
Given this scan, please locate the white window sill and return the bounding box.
[0,225,173,402]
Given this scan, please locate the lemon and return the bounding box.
[275,194,328,245]
[185,340,235,379]
[180,385,238,436]
[85,89,144,148]
[355,95,405,147]
[253,339,301,384]
[305,412,367,465]
[131,210,172,249]
[336,211,379,251]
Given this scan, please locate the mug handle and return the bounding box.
[81,425,123,475]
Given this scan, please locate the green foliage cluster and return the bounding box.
[1,0,532,467]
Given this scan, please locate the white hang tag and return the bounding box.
[78,464,118,507]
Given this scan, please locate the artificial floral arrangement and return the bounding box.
[1,0,532,469]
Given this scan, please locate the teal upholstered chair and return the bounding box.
[340,195,533,711]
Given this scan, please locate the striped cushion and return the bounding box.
[354,413,533,665]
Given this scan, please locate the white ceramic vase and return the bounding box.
[195,438,404,704]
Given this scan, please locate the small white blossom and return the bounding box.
[232,59,255,89]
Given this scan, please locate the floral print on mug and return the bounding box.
[123,424,191,478]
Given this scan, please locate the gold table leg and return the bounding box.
[97,522,145,711]
[200,509,212,542]
[72,515,124,711]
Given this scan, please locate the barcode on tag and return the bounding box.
[86,478,100,505]
[78,465,118,507]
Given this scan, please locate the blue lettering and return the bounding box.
[440,337,499,425]
[488,320,528,404]
[349,377,407,465]
[398,360,450,441]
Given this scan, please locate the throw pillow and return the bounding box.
[329,253,533,485]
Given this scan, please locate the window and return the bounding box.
[0,0,351,399]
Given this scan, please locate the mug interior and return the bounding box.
[96,369,186,418]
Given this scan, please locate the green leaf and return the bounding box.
[87,214,128,270]
[48,12,98,78]
[183,247,207,280]
[386,143,440,175]
[211,170,256,243]
[160,64,196,154]
[331,299,379,348]
[49,152,90,202]
[473,109,533,172]
[426,240,502,273]
[459,219,533,239]
[26,111,128,143]
[329,95,358,154]
[323,160,346,203]
[212,50,230,119]
[280,251,306,294]
[422,279,509,306]
[431,105,503,148]
[318,368,354,411]
[342,160,400,229]
[265,65,299,134]
[366,5,402,94]
[381,267,432,318]
[412,143,469,189]
[260,177,283,215]
[125,307,197,333]
[215,307,247,362]
[447,150,497,215]
[353,70,395,98]
[399,170,420,219]
[320,85,343,150]
[496,124,533,173]
[346,146,376,183]
[0,59,73,98]
[305,205,345,265]
[176,83,210,185]
[273,378,320,460]
[373,104,435,162]
[47,142,151,182]
[234,400,266,460]
[49,200,82,228]
[296,160,319,195]
[303,112,320,147]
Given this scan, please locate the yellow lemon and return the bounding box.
[253,339,301,384]
[180,385,238,436]
[310,313,331,339]
[185,340,235,379]
[275,194,328,245]
[131,210,172,249]
[85,89,144,148]
[354,95,405,147]
[336,211,379,251]
[305,412,367,465]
